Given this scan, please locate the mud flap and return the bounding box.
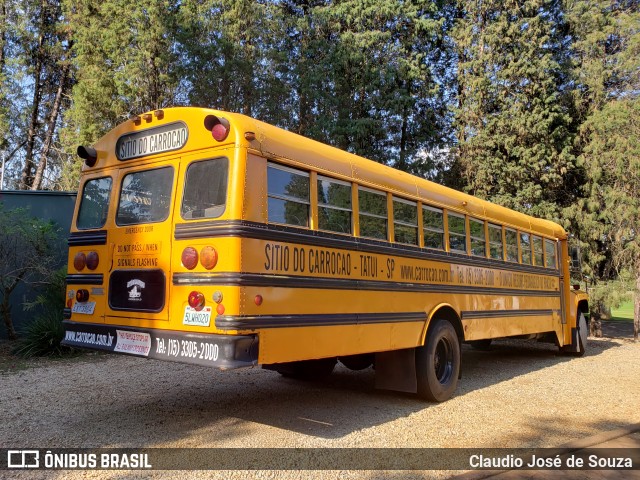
[374,348,417,393]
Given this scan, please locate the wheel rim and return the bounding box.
[434,337,454,384]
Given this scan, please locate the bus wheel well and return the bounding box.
[427,306,463,344]
[577,300,589,319]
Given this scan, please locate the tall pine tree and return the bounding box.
[565,0,640,337]
[61,0,179,186]
[453,0,576,220]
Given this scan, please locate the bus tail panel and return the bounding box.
[61,320,258,370]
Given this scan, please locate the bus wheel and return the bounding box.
[416,319,460,402]
[469,339,492,351]
[339,354,374,371]
[276,358,337,380]
[561,311,588,357]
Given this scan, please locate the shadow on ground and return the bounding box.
[0,321,632,451]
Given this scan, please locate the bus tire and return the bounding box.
[276,358,337,380]
[469,339,492,351]
[339,354,374,371]
[562,311,588,357]
[416,319,460,402]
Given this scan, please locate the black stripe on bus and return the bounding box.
[172,272,561,298]
[66,274,104,285]
[174,220,558,276]
[68,230,107,246]
[461,309,556,320]
[215,311,427,330]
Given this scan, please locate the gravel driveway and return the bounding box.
[1,322,638,479]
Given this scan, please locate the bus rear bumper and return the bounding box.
[61,320,259,370]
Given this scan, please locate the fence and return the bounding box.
[0,191,76,338]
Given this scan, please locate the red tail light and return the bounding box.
[200,246,218,270]
[74,252,86,271]
[77,146,98,167]
[181,247,198,270]
[204,115,230,142]
[188,291,205,311]
[86,251,99,270]
[75,289,90,303]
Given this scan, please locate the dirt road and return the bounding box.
[1,322,638,479]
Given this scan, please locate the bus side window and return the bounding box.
[423,206,444,250]
[520,232,532,265]
[488,223,503,260]
[267,163,310,227]
[545,239,557,269]
[533,235,544,266]
[469,218,486,256]
[505,228,518,262]
[317,176,352,234]
[393,197,418,245]
[448,213,467,253]
[358,187,387,240]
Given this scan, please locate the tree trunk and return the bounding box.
[19,6,46,190]
[635,266,640,342]
[589,299,603,337]
[31,49,71,190]
[1,288,17,340]
[0,1,6,71]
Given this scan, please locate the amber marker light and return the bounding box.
[86,251,99,270]
[216,304,225,315]
[181,247,198,270]
[200,246,218,270]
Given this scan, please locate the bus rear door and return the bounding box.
[106,162,177,326]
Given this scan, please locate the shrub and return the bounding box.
[13,268,75,357]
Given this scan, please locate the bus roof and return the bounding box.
[92,107,567,239]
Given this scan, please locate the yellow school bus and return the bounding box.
[61,107,589,401]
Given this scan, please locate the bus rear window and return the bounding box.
[77,177,112,230]
[181,158,228,220]
[116,167,174,226]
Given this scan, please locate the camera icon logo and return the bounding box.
[7,450,40,468]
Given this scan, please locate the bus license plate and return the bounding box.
[183,306,212,327]
[72,302,96,315]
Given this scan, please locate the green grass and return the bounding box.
[610,301,634,322]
